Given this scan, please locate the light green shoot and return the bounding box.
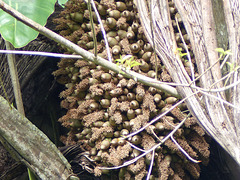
[215,48,232,60]
[215,49,238,87]
[177,48,187,58]
[115,55,141,71]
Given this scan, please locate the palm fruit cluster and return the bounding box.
[53,0,210,179]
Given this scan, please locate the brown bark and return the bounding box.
[136,0,240,165]
[0,96,73,179]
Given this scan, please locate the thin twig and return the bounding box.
[146,150,155,180]
[5,41,25,116]
[88,0,112,62]
[127,141,146,152]
[220,54,230,69]
[189,57,221,87]
[0,50,83,58]
[175,16,195,84]
[170,135,201,163]
[150,0,158,80]
[151,128,164,142]
[1,49,238,93]
[87,0,97,59]
[199,89,240,110]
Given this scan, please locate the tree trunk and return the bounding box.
[0,96,72,179]
[136,0,240,166]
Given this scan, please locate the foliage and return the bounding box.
[0,0,56,48]
[115,55,141,71]
[215,47,232,59]
[176,47,187,58]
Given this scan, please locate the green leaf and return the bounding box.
[0,0,56,48]
[58,0,68,7]
[224,49,232,55]
[176,48,183,52]
[115,59,124,63]
[181,53,187,57]
[130,61,141,68]
[215,48,225,54]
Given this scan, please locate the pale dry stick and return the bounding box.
[127,141,146,152]
[2,50,236,93]
[146,150,155,180]
[209,68,234,89]
[199,89,240,110]
[124,92,199,139]
[87,0,97,58]
[150,72,240,93]
[175,16,195,85]
[189,57,222,88]
[220,54,230,69]
[0,50,83,59]
[150,128,163,142]
[99,115,188,170]
[150,0,158,80]
[2,48,239,94]
[216,91,233,128]
[2,47,237,93]
[87,0,112,62]
[5,41,25,116]
[0,1,179,98]
[170,135,201,163]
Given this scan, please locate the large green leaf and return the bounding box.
[0,0,56,48]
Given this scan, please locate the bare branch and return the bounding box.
[170,135,201,163]
[146,150,155,180]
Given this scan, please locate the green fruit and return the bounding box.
[131,135,141,145]
[108,9,121,19]
[127,93,136,101]
[101,139,111,150]
[127,109,136,120]
[70,12,84,23]
[106,17,117,29]
[100,99,111,108]
[127,30,135,39]
[101,73,112,82]
[130,100,139,109]
[107,37,118,47]
[116,1,127,11]
[130,43,141,53]
[142,51,152,62]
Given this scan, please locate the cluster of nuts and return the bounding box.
[53,0,210,179]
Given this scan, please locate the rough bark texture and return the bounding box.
[0,96,72,179]
[223,0,240,139]
[136,0,240,167]
[0,36,55,103]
